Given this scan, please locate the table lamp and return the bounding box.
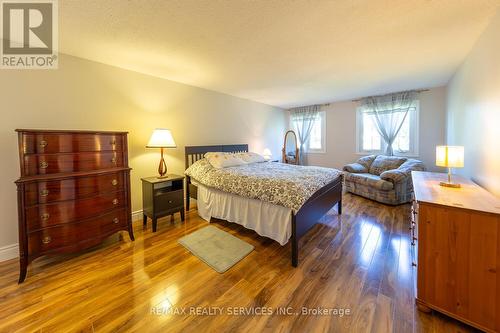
[436,145,464,188]
[146,129,176,178]
[263,148,272,160]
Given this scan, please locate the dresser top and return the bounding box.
[412,171,500,215]
[16,129,128,134]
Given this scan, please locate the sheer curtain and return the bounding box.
[289,105,320,165]
[359,91,417,156]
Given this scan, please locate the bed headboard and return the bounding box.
[184,144,248,169]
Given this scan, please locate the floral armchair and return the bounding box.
[343,155,426,205]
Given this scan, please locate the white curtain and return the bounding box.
[359,91,417,155]
[289,105,320,165]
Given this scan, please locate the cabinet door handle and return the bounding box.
[112,199,119,205]
[111,179,118,186]
[40,161,49,169]
[39,140,48,148]
[110,139,116,145]
[113,217,119,224]
[42,236,52,244]
[40,189,49,197]
[41,213,50,221]
[111,157,117,164]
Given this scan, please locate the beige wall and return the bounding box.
[298,87,447,171]
[0,54,286,251]
[447,10,500,196]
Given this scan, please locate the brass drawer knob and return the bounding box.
[112,199,119,205]
[168,200,173,204]
[41,213,50,221]
[39,140,48,148]
[113,217,119,224]
[42,236,52,244]
[111,179,118,186]
[40,189,49,197]
[111,157,117,164]
[40,161,49,169]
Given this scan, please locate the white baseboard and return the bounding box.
[0,243,19,262]
[131,209,143,222]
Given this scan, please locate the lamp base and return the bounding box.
[439,181,461,188]
[157,175,170,179]
[157,147,168,179]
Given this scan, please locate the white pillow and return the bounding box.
[237,152,266,164]
[204,152,218,158]
[205,152,246,169]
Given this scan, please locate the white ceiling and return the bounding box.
[60,0,500,108]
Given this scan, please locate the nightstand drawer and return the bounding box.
[154,190,183,210]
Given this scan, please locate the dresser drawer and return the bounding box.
[24,172,125,206]
[27,208,128,255]
[26,191,126,231]
[22,133,124,154]
[23,152,124,176]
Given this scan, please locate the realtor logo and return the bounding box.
[1,0,58,69]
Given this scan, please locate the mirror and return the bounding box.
[282,130,299,165]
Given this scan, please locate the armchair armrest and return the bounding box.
[343,163,368,173]
[380,169,407,183]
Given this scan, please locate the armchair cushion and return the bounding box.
[369,155,407,176]
[380,159,426,183]
[344,172,394,191]
[343,162,367,173]
[357,155,377,170]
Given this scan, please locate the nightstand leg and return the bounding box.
[181,209,185,221]
[143,214,147,226]
[152,218,157,232]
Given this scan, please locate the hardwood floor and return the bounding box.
[0,193,480,333]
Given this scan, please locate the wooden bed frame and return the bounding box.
[185,144,343,267]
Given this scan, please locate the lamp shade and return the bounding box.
[146,129,176,148]
[436,145,464,168]
[263,148,272,159]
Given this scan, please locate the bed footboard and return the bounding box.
[291,175,343,267]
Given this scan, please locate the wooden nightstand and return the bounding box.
[141,174,185,232]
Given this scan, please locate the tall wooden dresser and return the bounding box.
[411,171,500,332]
[15,129,134,283]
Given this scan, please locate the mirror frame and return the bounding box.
[282,130,300,165]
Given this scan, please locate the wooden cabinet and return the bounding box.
[15,129,134,283]
[141,175,185,232]
[412,171,500,332]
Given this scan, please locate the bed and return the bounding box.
[184,144,343,267]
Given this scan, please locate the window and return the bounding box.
[291,111,326,153]
[356,101,419,156]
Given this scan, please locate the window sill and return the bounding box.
[356,151,420,158]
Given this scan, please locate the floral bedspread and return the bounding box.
[185,159,342,213]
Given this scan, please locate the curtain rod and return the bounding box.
[351,89,429,102]
[288,103,330,110]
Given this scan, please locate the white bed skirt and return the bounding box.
[194,182,292,245]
